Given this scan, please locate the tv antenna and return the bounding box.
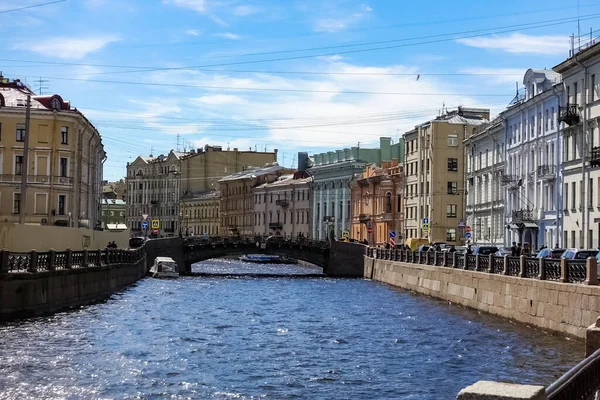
[36,77,50,95]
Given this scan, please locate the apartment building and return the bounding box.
[403,107,490,245]
[503,69,562,249]
[350,160,403,245]
[180,145,277,194]
[253,172,312,238]
[101,198,127,230]
[219,164,293,236]
[464,117,505,246]
[180,190,220,236]
[0,76,105,227]
[310,137,404,241]
[553,39,600,249]
[126,150,186,237]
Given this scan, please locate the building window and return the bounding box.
[60,157,68,177]
[446,228,457,242]
[592,74,596,102]
[385,192,392,213]
[448,135,458,147]
[61,127,68,144]
[571,182,576,210]
[550,107,555,130]
[15,155,23,175]
[447,204,457,218]
[58,195,66,215]
[447,181,457,194]
[16,124,25,142]
[13,193,20,214]
[447,158,458,172]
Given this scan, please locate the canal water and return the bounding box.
[0,259,584,399]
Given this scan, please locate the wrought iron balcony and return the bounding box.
[512,209,534,222]
[537,165,557,180]
[591,146,600,167]
[150,200,159,205]
[558,103,580,126]
[323,216,334,223]
[501,174,520,185]
[358,214,371,223]
[269,222,283,229]
[275,199,289,207]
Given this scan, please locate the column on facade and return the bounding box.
[318,187,323,240]
[334,182,340,238]
[341,185,347,233]
[326,185,331,240]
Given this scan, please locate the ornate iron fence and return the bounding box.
[478,256,490,272]
[546,347,600,400]
[524,257,539,278]
[545,259,561,281]
[465,254,477,271]
[491,257,504,274]
[435,252,444,266]
[7,253,30,272]
[507,257,520,276]
[568,261,587,283]
[456,253,465,268]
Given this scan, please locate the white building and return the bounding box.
[503,69,563,250]
[465,117,505,246]
[553,39,600,249]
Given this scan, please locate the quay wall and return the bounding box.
[0,256,147,321]
[366,257,600,339]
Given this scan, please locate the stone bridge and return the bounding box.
[144,237,366,277]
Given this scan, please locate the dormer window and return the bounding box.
[51,97,61,110]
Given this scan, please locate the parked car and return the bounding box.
[495,248,512,257]
[417,245,431,252]
[127,237,146,249]
[472,246,499,255]
[536,248,566,259]
[560,249,599,260]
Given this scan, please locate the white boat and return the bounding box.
[150,256,180,279]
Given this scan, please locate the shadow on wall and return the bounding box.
[0,223,130,252]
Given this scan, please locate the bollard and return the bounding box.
[538,257,546,280]
[560,258,568,283]
[452,252,457,268]
[96,249,102,266]
[66,249,73,269]
[83,249,89,268]
[0,250,8,273]
[488,254,494,273]
[105,248,111,265]
[28,250,38,273]
[48,249,56,271]
[519,255,526,278]
[585,257,599,285]
[443,252,448,267]
[503,255,509,275]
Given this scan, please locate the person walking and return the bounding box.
[510,241,518,256]
[521,242,531,256]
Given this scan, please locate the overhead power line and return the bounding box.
[0,0,66,14]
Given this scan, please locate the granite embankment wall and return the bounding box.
[0,255,147,321]
[366,257,600,339]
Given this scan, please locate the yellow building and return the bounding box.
[180,190,220,236]
[403,107,489,245]
[0,77,105,227]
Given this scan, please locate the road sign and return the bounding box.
[367,226,373,234]
[465,232,472,240]
[465,226,471,233]
[142,214,149,221]
[458,220,465,228]
[342,230,349,239]
[390,238,396,247]
[422,223,430,233]
[153,228,158,235]
[423,217,429,224]
[389,231,396,238]
[151,220,160,229]
[141,221,149,229]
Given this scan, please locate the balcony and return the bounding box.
[275,199,289,207]
[358,214,371,223]
[269,222,283,230]
[150,200,159,205]
[591,146,600,167]
[375,212,393,222]
[558,103,580,126]
[537,165,557,180]
[512,209,534,222]
[501,174,520,185]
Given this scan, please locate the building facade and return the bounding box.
[101,198,127,230]
[180,190,220,236]
[502,69,562,250]
[253,173,312,238]
[126,150,186,237]
[350,160,403,245]
[219,164,293,236]
[310,137,404,241]
[553,41,600,249]
[0,76,105,227]
[403,107,490,245]
[464,118,505,246]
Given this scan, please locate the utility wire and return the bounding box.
[0,0,65,14]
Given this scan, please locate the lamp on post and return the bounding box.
[68,212,72,228]
[178,211,183,237]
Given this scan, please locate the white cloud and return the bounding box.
[456,33,571,55]
[459,68,526,84]
[163,0,206,13]
[15,35,120,59]
[213,32,241,40]
[186,29,201,36]
[312,2,373,32]
[193,94,246,105]
[232,4,260,16]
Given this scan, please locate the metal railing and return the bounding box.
[2,247,145,273]
[546,347,600,400]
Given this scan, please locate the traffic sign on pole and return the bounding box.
[153,228,158,235]
[423,217,429,224]
[465,232,472,240]
[141,221,149,229]
[142,214,149,221]
[458,220,465,228]
[389,231,396,238]
[151,220,160,229]
[465,226,471,233]
[367,226,373,234]
[422,223,430,233]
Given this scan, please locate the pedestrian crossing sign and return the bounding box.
[151,220,160,229]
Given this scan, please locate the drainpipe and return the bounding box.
[552,85,562,247]
[101,153,107,228]
[574,57,588,248]
[491,135,496,246]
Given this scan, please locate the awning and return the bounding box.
[107,223,127,230]
[522,222,538,228]
[508,224,519,229]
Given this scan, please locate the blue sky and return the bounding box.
[1,0,599,180]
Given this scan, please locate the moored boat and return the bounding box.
[150,256,180,278]
[239,254,298,264]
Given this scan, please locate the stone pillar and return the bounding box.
[452,252,457,268]
[538,257,546,280]
[48,249,56,271]
[443,252,447,267]
[28,250,38,273]
[519,255,526,278]
[560,257,568,283]
[334,185,340,238]
[0,250,8,273]
[318,188,323,240]
[83,249,89,268]
[66,249,73,269]
[586,317,600,357]
[488,254,493,273]
[503,255,509,275]
[341,185,347,233]
[457,381,546,400]
[97,249,102,266]
[585,257,599,285]
[105,249,111,265]
[312,186,318,239]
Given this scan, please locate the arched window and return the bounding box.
[385,192,392,213]
[51,97,61,110]
[0,93,5,107]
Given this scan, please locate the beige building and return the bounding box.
[253,173,312,238]
[0,76,105,227]
[219,164,293,236]
[180,190,220,236]
[181,145,277,194]
[126,150,186,237]
[403,107,490,245]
